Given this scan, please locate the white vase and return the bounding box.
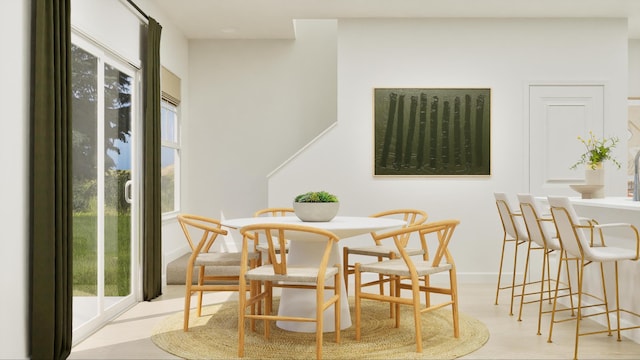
[292,202,339,222]
[584,165,605,198]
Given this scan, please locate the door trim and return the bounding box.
[524,80,609,194]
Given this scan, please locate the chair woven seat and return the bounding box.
[359,258,452,277]
[347,245,423,257]
[245,264,339,282]
[194,251,259,267]
[255,243,289,253]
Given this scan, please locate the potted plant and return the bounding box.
[570,131,621,170]
[569,131,621,199]
[293,191,340,222]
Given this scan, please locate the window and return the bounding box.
[161,99,180,215]
[160,66,181,216]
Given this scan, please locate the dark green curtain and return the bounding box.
[143,17,163,300]
[29,0,73,359]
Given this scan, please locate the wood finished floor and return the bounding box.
[69,283,640,359]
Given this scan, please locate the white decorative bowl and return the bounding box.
[292,202,339,222]
[569,184,604,199]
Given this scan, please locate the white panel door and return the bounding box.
[529,84,604,196]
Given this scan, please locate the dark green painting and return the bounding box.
[374,88,491,176]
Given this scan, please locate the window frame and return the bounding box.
[160,99,181,219]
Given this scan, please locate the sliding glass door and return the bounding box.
[71,34,140,344]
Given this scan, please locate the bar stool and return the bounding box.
[494,192,529,315]
[516,193,575,335]
[547,196,640,359]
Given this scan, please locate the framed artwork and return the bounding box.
[374,88,491,176]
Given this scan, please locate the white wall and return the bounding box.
[1,1,29,358]
[267,18,629,282]
[184,20,337,224]
[71,0,142,66]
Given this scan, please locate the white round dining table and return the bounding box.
[222,215,406,332]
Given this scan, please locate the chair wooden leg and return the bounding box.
[450,269,460,338]
[423,274,431,308]
[386,254,395,319]
[238,285,246,358]
[387,273,395,319]
[355,263,362,341]
[335,264,341,344]
[395,276,401,328]
[197,267,205,317]
[343,247,350,294]
[183,263,195,332]
[265,281,272,338]
[412,283,423,353]
[316,287,324,360]
[183,285,192,332]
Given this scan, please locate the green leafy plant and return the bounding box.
[570,131,621,170]
[294,191,339,203]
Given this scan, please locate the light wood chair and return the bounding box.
[237,223,341,360]
[494,192,529,315]
[354,219,460,353]
[547,196,640,360]
[342,209,427,299]
[253,207,294,263]
[516,193,575,335]
[178,214,260,332]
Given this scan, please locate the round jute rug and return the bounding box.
[151,298,489,359]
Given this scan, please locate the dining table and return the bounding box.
[222,215,406,333]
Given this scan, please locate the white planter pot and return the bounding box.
[584,167,605,198]
[292,202,340,222]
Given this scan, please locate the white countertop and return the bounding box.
[567,196,640,211]
[537,196,640,211]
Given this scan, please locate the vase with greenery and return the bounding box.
[570,131,621,170]
[293,191,339,222]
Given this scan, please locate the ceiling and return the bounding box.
[151,0,640,40]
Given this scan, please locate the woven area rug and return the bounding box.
[151,298,489,359]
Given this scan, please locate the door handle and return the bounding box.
[124,180,133,204]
